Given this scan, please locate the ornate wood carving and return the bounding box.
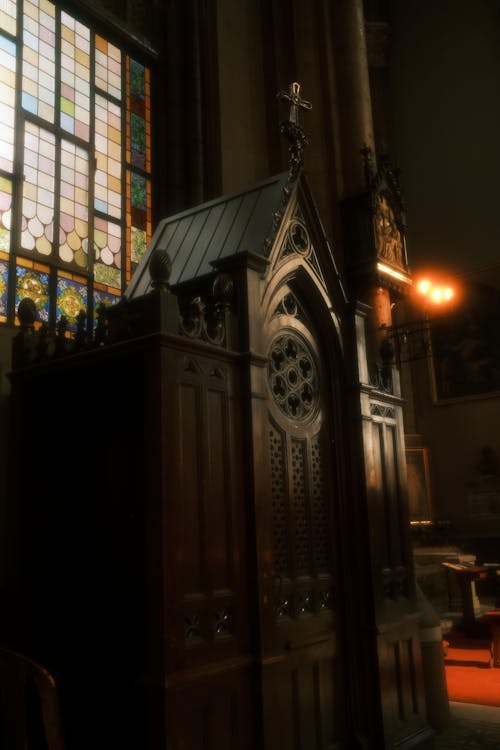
[179,273,234,347]
[268,333,318,421]
[362,147,408,273]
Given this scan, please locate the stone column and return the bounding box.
[332,0,392,379]
[364,284,393,380]
[331,0,376,197]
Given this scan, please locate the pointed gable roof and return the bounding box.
[125,168,348,318]
[125,172,290,299]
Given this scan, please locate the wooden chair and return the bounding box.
[0,647,65,749]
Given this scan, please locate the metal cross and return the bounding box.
[276,82,312,126]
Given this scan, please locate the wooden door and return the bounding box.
[259,296,347,750]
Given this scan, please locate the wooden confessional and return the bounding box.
[6,167,432,748]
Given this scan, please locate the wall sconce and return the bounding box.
[380,272,459,364]
[415,277,456,305]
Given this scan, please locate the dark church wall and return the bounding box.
[214,1,346,266]
[387,0,500,549]
[388,0,500,274]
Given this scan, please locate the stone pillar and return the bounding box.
[332,0,396,381]
[365,19,393,157]
[331,0,376,196]
[364,284,393,376]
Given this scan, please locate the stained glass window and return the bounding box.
[0,176,13,253]
[15,260,50,323]
[0,35,16,171]
[56,272,88,331]
[0,260,8,322]
[0,0,152,328]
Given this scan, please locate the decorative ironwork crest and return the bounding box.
[262,83,312,256]
[277,82,312,182]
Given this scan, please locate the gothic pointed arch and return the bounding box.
[257,246,350,742]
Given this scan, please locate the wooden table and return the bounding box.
[442,561,500,633]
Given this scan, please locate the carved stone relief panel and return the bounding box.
[375,193,403,267]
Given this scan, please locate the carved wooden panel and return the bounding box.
[370,405,410,601]
[267,324,334,625]
[367,395,428,746]
[269,416,335,623]
[176,355,245,661]
[261,302,345,747]
[262,640,343,749]
[377,620,426,748]
[166,666,255,750]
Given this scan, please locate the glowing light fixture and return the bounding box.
[376,262,412,285]
[415,276,456,306]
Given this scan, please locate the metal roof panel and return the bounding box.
[125,171,290,298]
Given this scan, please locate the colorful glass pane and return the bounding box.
[126,56,151,172]
[56,274,87,329]
[129,172,148,267]
[22,122,55,255]
[131,227,147,266]
[129,59,145,99]
[22,0,56,123]
[0,260,8,321]
[126,170,151,280]
[93,216,121,289]
[93,286,120,316]
[0,176,13,253]
[15,263,50,322]
[59,139,89,268]
[94,94,122,219]
[0,0,17,35]
[95,34,121,100]
[60,11,90,140]
[130,172,146,210]
[130,113,146,170]
[0,35,17,172]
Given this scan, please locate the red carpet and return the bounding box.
[444,629,500,706]
[445,664,500,706]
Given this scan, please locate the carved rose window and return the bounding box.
[268,333,318,420]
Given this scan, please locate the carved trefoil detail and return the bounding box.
[370,403,396,419]
[272,291,305,322]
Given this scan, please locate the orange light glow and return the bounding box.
[413,272,458,309]
[417,279,431,295]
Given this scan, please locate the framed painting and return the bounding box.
[430,282,500,402]
[406,447,432,521]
